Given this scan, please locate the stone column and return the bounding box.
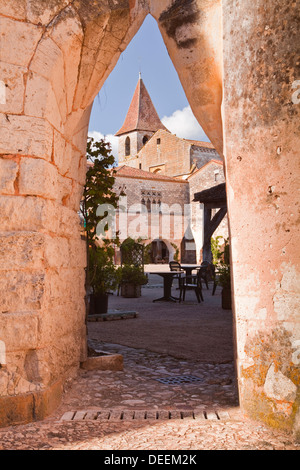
[0,0,149,427]
[222,0,300,436]
[0,6,88,425]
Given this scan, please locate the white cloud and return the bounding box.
[162,106,209,142]
[88,131,119,163]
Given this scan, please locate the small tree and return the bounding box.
[211,236,231,288]
[81,137,121,311]
[81,137,119,246]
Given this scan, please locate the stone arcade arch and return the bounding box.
[0,1,299,436]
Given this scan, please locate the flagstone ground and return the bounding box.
[0,275,298,450]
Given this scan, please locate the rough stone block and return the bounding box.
[0,393,34,427]
[0,196,81,237]
[66,107,91,155]
[68,237,87,268]
[27,0,69,25]
[25,72,64,131]
[0,379,63,427]
[38,333,84,383]
[19,158,58,199]
[0,0,26,20]
[38,301,86,348]
[0,18,42,67]
[0,270,45,313]
[0,115,53,160]
[0,196,48,232]
[49,7,84,114]
[0,63,26,114]
[53,136,83,182]
[43,267,86,304]
[78,155,88,186]
[56,204,82,238]
[0,158,18,195]
[44,236,70,269]
[0,232,45,270]
[81,353,123,371]
[0,312,38,352]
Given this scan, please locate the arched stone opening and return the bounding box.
[125,136,131,156]
[180,237,197,264]
[0,1,299,436]
[142,135,149,145]
[148,239,175,264]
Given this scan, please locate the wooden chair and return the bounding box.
[179,269,203,303]
[198,261,216,291]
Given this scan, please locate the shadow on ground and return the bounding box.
[88,274,234,364]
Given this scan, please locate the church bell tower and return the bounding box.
[115,74,168,163]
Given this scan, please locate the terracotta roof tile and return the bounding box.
[115,78,168,136]
[114,165,187,183]
[184,139,215,149]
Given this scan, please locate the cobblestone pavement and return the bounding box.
[0,342,299,450]
[0,278,299,450]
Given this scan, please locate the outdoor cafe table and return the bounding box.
[149,270,185,303]
[180,265,201,276]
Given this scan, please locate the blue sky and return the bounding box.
[88,14,209,160]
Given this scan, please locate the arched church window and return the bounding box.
[146,199,151,212]
[143,135,149,145]
[125,136,130,156]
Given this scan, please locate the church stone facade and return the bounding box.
[113,76,228,263]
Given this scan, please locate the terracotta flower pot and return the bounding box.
[221,287,232,310]
[89,293,109,315]
[121,283,141,298]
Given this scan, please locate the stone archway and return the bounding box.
[0,1,299,436]
[149,238,176,264]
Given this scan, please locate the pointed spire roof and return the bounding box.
[115,75,168,136]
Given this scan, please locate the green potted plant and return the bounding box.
[120,264,148,298]
[81,137,121,316]
[88,242,121,314]
[218,264,231,310]
[211,237,232,309]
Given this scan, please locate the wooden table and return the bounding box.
[150,271,184,303]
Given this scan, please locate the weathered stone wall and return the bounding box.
[113,173,189,250]
[222,0,300,436]
[136,129,193,176]
[0,0,299,436]
[0,0,149,425]
[191,145,221,170]
[118,131,156,163]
